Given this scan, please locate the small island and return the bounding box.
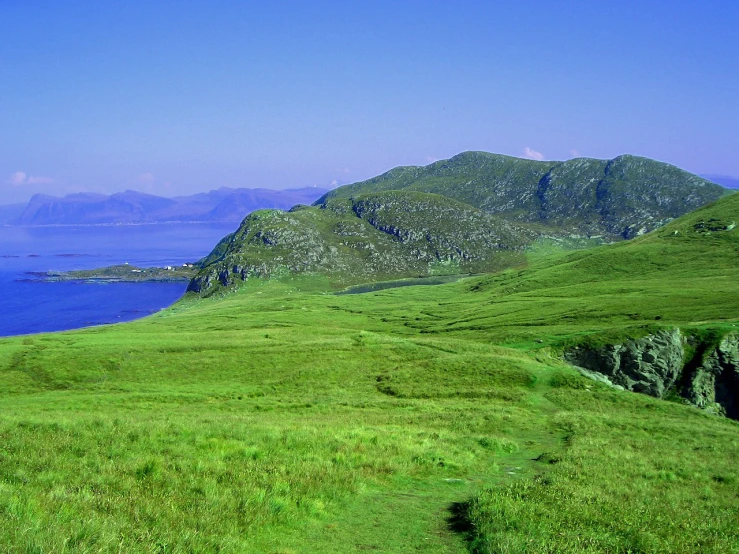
[29,264,198,283]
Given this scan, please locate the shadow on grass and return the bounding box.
[447,500,475,549]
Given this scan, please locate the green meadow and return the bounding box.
[1,196,739,553]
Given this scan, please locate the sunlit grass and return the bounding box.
[1,195,739,552]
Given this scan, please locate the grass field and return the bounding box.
[1,196,738,552]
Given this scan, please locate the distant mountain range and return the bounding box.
[701,174,739,189]
[0,187,329,226]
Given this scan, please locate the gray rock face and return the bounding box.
[565,329,739,419]
[684,334,739,418]
[564,329,684,398]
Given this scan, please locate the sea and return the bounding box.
[0,223,237,337]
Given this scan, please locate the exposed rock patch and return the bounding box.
[565,329,739,419]
[682,334,739,418]
[564,329,684,398]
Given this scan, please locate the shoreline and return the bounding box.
[21,264,197,284]
[1,220,240,229]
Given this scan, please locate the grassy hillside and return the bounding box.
[0,196,738,551]
[400,192,739,345]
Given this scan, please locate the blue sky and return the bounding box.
[1,1,737,203]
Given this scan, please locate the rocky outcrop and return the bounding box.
[682,334,739,418]
[564,329,684,398]
[564,329,739,419]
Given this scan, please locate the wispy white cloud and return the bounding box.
[569,149,580,158]
[522,147,545,161]
[426,156,439,164]
[137,172,156,184]
[10,171,27,185]
[8,171,55,186]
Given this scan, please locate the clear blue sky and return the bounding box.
[1,1,737,202]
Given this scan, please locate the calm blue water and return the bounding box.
[0,223,236,337]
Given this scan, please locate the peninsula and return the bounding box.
[30,264,197,283]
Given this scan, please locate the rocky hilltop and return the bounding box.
[189,152,727,295]
[318,152,725,239]
[188,191,530,293]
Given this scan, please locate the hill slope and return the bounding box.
[189,152,727,295]
[188,190,530,293]
[369,193,739,355]
[318,151,725,239]
[387,193,739,412]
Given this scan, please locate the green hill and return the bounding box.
[188,190,531,294]
[317,151,725,239]
[0,194,738,551]
[189,152,726,296]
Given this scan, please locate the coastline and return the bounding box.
[21,264,197,284]
[1,220,241,228]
